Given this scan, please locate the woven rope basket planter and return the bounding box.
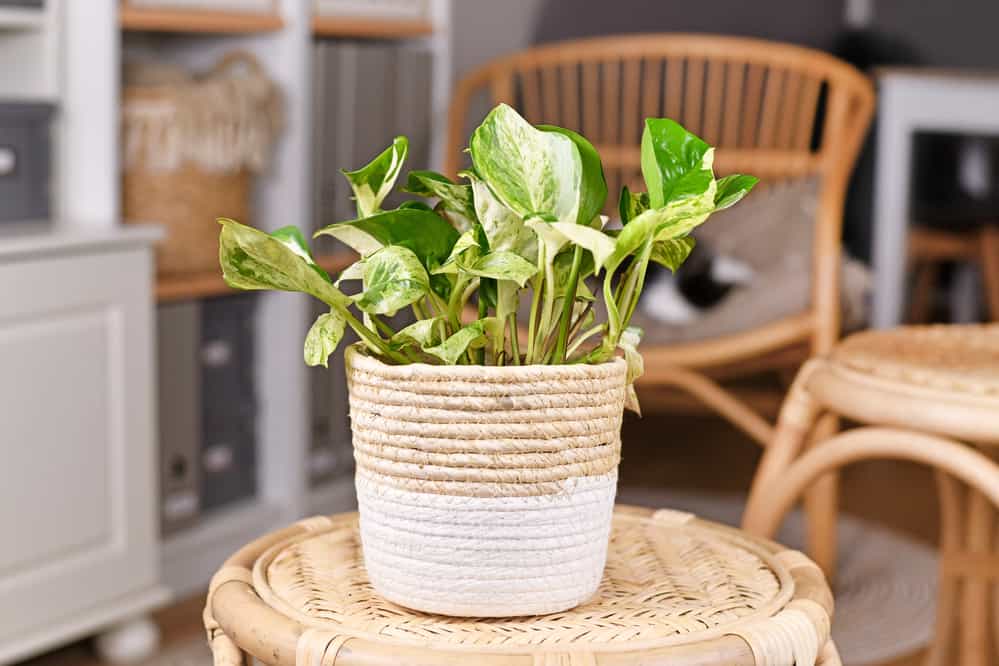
[344,344,628,617]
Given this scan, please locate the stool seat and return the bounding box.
[204,506,839,666]
[806,324,999,445]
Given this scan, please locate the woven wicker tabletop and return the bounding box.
[205,505,838,666]
[831,324,999,398]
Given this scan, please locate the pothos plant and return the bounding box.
[218,103,757,409]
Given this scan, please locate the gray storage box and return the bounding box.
[0,103,53,223]
[200,294,258,511]
[156,302,203,535]
[0,1,45,7]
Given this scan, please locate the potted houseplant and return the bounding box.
[218,103,756,617]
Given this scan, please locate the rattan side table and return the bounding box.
[204,505,840,666]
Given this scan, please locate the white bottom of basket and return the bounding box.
[355,470,618,617]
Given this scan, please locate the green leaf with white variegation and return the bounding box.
[640,118,713,209]
[466,171,538,261]
[303,310,346,367]
[424,319,496,364]
[650,236,696,272]
[553,250,596,300]
[341,136,408,218]
[314,207,459,271]
[546,222,615,270]
[334,259,365,287]
[218,218,349,308]
[713,174,759,211]
[470,104,582,223]
[353,245,429,316]
[390,316,447,350]
[433,229,480,275]
[270,225,332,281]
[618,186,650,224]
[457,250,538,287]
[404,170,477,220]
[537,124,607,225]
[605,199,711,273]
[619,325,644,414]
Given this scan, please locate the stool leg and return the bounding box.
[803,414,840,581]
[926,472,963,666]
[961,486,994,665]
[909,261,940,323]
[980,227,999,321]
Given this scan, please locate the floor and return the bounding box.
[20,405,936,666]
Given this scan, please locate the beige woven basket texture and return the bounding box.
[121,52,281,275]
[344,345,629,617]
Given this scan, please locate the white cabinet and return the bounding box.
[0,226,167,665]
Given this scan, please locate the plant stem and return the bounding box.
[509,313,521,365]
[370,314,396,339]
[526,268,543,363]
[338,306,407,364]
[476,281,489,364]
[552,245,583,364]
[621,239,654,328]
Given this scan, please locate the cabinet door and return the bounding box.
[0,248,159,643]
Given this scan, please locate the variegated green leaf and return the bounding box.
[424,319,494,364]
[640,118,714,209]
[619,325,644,414]
[470,104,582,223]
[335,259,365,286]
[354,245,429,316]
[618,186,650,225]
[391,316,447,350]
[304,310,346,367]
[538,124,607,225]
[545,222,615,270]
[315,207,459,271]
[218,218,349,308]
[341,136,408,217]
[433,229,480,275]
[650,237,696,272]
[458,250,538,287]
[466,171,538,261]
[714,174,759,211]
[404,170,477,220]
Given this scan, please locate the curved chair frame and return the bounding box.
[744,359,999,666]
[446,34,875,447]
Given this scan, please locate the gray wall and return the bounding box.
[873,0,999,68]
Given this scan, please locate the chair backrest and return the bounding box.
[446,34,875,353]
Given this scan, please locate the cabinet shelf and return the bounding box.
[155,252,355,302]
[312,15,433,38]
[120,7,285,33]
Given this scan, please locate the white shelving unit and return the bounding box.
[118,0,453,599]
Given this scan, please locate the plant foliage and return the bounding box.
[218,104,757,407]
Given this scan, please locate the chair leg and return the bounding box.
[925,472,962,666]
[909,260,940,323]
[744,362,821,531]
[980,227,999,321]
[803,414,840,581]
[960,488,994,666]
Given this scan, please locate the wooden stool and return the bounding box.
[908,225,999,322]
[744,324,999,665]
[204,506,840,666]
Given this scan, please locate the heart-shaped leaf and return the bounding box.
[391,316,447,350]
[315,207,459,271]
[470,104,582,223]
[538,124,607,225]
[618,186,650,225]
[458,250,538,287]
[341,136,408,217]
[354,245,429,316]
[424,319,495,364]
[714,174,759,211]
[641,118,714,209]
[404,170,477,220]
[219,218,349,308]
[304,310,346,367]
[650,237,696,272]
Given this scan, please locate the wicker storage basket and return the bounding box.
[344,344,628,617]
[122,52,281,275]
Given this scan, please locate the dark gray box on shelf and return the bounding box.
[0,103,54,223]
[200,294,258,511]
[0,1,45,7]
[157,302,203,535]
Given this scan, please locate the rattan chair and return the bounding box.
[742,324,999,665]
[447,36,875,562]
